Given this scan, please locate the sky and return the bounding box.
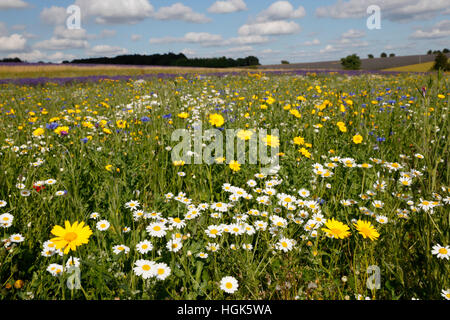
[0,0,449,65]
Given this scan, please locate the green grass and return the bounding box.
[0,72,448,300]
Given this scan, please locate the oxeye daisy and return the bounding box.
[125,200,140,210]
[154,263,171,280]
[112,244,130,255]
[146,221,167,238]
[0,213,13,228]
[431,244,450,260]
[66,257,80,268]
[0,200,7,207]
[254,220,267,231]
[442,289,450,300]
[276,237,296,252]
[89,212,100,220]
[166,239,183,252]
[169,217,186,229]
[133,210,145,221]
[136,240,153,254]
[9,234,24,243]
[96,220,110,231]
[376,215,388,224]
[55,190,67,196]
[206,242,220,252]
[197,252,208,259]
[47,264,64,276]
[133,259,156,279]
[353,220,380,241]
[220,276,239,294]
[205,225,222,238]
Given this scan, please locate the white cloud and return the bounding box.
[316,0,450,22]
[7,50,76,63]
[152,3,211,23]
[75,0,154,24]
[53,25,88,40]
[131,34,142,41]
[7,50,45,61]
[256,1,306,22]
[34,37,89,50]
[238,20,300,36]
[320,45,340,54]
[40,6,68,25]
[181,48,196,56]
[87,44,128,57]
[225,35,270,45]
[0,33,26,52]
[304,39,320,46]
[46,52,77,63]
[208,0,247,14]
[341,29,366,39]
[410,20,450,39]
[0,0,28,9]
[150,32,223,46]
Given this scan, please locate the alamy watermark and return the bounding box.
[66,5,81,30]
[171,122,280,175]
[367,5,381,30]
[366,265,381,290]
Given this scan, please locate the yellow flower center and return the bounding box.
[142,265,151,271]
[157,268,165,275]
[153,226,161,231]
[225,282,233,289]
[142,244,148,249]
[64,232,78,242]
[439,248,448,255]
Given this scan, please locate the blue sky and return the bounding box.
[0,0,449,64]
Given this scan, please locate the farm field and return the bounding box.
[0,70,449,301]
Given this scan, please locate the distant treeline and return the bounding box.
[66,53,260,68]
[0,57,23,63]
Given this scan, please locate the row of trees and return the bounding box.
[341,52,450,71]
[0,53,261,68]
[368,53,395,58]
[67,53,260,68]
[427,49,449,55]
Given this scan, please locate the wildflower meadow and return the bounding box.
[0,70,448,300]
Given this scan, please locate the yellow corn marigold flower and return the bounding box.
[54,126,69,135]
[116,120,127,129]
[353,134,363,144]
[263,135,280,148]
[50,221,92,254]
[236,129,253,141]
[177,112,189,119]
[322,218,351,239]
[209,113,225,127]
[32,128,45,137]
[229,160,241,172]
[293,136,305,145]
[353,220,379,241]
